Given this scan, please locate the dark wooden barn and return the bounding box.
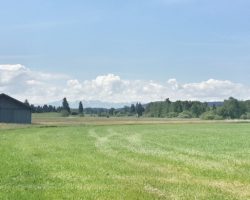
[0,93,31,124]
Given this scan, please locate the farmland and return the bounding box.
[1,116,250,199]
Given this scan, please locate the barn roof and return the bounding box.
[0,93,31,110]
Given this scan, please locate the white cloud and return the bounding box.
[0,64,68,103]
[167,78,182,90]
[0,64,250,104]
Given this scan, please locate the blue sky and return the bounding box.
[0,0,250,103]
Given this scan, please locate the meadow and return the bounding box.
[1,116,250,199]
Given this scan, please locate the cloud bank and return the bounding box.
[0,64,250,104]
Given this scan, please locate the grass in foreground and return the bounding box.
[1,123,250,199]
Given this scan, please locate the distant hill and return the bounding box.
[45,100,223,109]
[48,100,135,109]
[206,102,224,107]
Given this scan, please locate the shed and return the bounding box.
[0,93,31,124]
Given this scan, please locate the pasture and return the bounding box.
[1,117,250,199]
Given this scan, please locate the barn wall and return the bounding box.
[0,108,31,124]
[0,97,31,124]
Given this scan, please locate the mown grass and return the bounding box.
[1,122,250,199]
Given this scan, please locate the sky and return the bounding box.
[0,0,250,104]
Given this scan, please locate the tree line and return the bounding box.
[145,97,250,119]
[26,98,145,117]
[25,97,250,119]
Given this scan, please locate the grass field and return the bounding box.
[1,117,250,199]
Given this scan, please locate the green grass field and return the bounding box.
[1,117,250,199]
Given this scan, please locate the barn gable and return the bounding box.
[0,93,31,124]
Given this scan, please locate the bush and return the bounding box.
[240,113,250,119]
[240,114,247,119]
[61,110,70,117]
[167,112,178,118]
[200,111,223,120]
[97,112,109,117]
[214,115,223,120]
[200,111,216,120]
[178,111,193,119]
[71,112,78,116]
[116,112,127,117]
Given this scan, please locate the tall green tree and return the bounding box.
[78,101,84,115]
[24,99,30,107]
[172,101,183,113]
[136,102,144,117]
[109,108,115,116]
[62,97,70,113]
[220,97,243,119]
[190,101,207,117]
[130,104,136,114]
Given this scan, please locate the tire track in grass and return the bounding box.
[144,184,167,199]
[147,139,250,173]
[88,128,197,199]
[88,128,118,155]
[113,128,250,184]
[132,130,250,199]
[120,134,250,199]
[88,127,250,199]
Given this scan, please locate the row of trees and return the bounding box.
[112,103,145,117]
[28,98,145,117]
[30,105,57,113]
[202,97,250,120]
[25,98,80,115]
[26,97,250,119]
[145,97,250,119]
[145,98,208,118]
[80,102,144,117]
[60,98,84,116]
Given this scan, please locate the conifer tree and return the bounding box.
[79,101,84,115]
[62,97,70,113]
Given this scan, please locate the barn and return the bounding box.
[0,93,31,124]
